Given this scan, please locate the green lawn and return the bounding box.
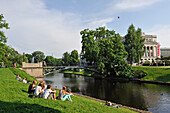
[60,70,94,76]
[132,66,170,82]
[0,68,136,113]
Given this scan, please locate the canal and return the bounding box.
[44,71,170,113]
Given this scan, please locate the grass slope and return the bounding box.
[133,66,170,82]
[0,68,136,113]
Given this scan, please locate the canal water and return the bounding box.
[44,71,170,113]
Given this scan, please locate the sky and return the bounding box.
[0,0,170,58]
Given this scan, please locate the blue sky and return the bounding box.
[0,0,170,57]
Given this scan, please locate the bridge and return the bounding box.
[22,62,99,81]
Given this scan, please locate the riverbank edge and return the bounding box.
[42,71,149,113]
[73,93,150,113]
[61,70,170,86]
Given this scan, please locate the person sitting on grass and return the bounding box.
[22,78,27,83]
[28,80,37,94]
[34,82,44,97]
[43,85,56,100]
[67,89,74,96]
[61,86,72,102]
[16,74,21,81]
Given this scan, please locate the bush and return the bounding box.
[143,61,150,66]
[132,70,147,79]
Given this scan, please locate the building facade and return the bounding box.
[161,48,170,57]
[141,33,160,63]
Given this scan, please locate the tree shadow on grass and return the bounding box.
[0,101,61,113]
[155,74,170,82]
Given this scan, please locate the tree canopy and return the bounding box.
[32,51,45,63]
[124,24,145,64]
[80,27,132,77]
[0,14,10,43]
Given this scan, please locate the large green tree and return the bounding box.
[80,27,132,78]
[0,14,10,43]
[32,51,45,63]
[124,24,145,65]
[62,52,70,66]
[70,50,79,66]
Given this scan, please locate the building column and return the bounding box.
[149,46,151,57]
[145,46,147,57]
[152,46,154,57]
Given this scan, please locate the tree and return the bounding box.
[25,54,32,63]
[124,24,145,65]
[32,51,45,63]
[62,52,70,66]
[70,50,79,66]
[44,56,55,66]
[80,27,132,78]
[0,14,10,43]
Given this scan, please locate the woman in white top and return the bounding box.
[22,78,27,83]
[34,83,43,96]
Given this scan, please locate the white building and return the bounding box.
[141,33,160,63]
[161,48,170,57]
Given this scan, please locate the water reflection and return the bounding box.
[44,71,170,112]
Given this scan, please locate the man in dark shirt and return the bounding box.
[28,80,37,94]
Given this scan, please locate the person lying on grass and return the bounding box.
[105,101,120,109]
[28,80,37,94]
[34,82,45,97]
[58,86,72,102]
[43,85,56,100]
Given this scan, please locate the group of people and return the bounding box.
[16,74,29,84]
[28,80,73,102]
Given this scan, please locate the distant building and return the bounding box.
[141,33,160,63]
[161,48,170,57]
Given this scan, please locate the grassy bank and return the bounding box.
[132,66,170,82]
[60,70,94,76]
[0,68,136,113]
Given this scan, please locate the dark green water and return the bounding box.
[44,71,170,113]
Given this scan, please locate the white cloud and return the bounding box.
[0,0,82,58]
[87,18,114,29]
[115,0,161,10]
[147,25,170,48]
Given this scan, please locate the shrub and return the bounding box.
[143,60,150,66]
[132,70,147,79]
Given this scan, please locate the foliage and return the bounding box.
[132,70,147,79]
[161,56,170,60]
[25,54,32,63]
[70,50,79,66]
[32,51,45,63]
[80,27,132,78]
[0,42,26,67]
[124,24,145,64]
[62,52,70,66]
[44,56,63,66]
[132,66,170,82]
[142,60,150,66]
[0,14,10,43]
[0,68,135,113]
